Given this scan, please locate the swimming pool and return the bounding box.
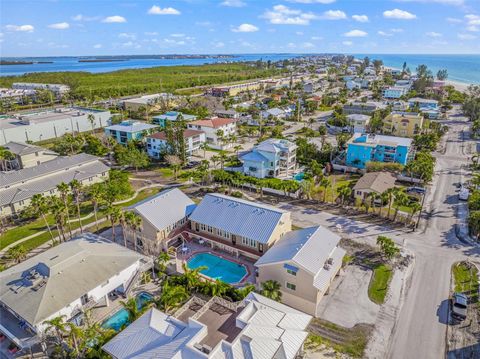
[293,172,305,181]
[101,292,153,331]
[187,252,247,284]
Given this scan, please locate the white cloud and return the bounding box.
[458,33,476,40]
[220,0,246,7]
[446,17,462,23]
[383,9,417,20]
[196,21,213,27]
[212,41,225,48]
[232,23,259,32]
[378,31,392,36]
[311,36,323,40]
[391,28,404,32]
[397,0,463,4]
[352,14,369,23]
[425,31,442,37]
[144,31,158,36]
[102,16,127,23]
[302,42,315,48]
[342,40,353,46]
[296,31,304,35]
[148,5,180,15]
[93,44,102,49]
[344,29,367,37]
[467,25,479,32]
[48,22,70,30]
[321,10,347,20]
[170,33,185,37]
[5,24,34,32]
[262,5,318,25]
[72,14,100,22]
[288,0,336,3]
[118,32,136,39]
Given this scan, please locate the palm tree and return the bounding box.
[88,113,96,134]
[233,144,243,156]
[260,280,282,301]
[209,279,230,297]
[366,192,380,214]
[28,194,55,245]
[66,322,84,356]
[379,190,390,218]
[106,205,122,243]
[57,182,73,238]
[0,147,15,171]
[181,263,207,292]
[199,142,209,158]
[156,282,189,314]
[49,196,68,242]
[44,316,67,345]
[70,179,83,233]
[219,151,227,170]
[392,189,409,222]
[120,297,151,323]
[125,211,142,252]
[337,184,352,205]
[87,183,105,233]
[236,284,255,299]
[408,202,422,225]
[156,252,171,275]
[7,245,27,264]
[384,187,396,220]
[319,176,330,202]
[211,155,220,169]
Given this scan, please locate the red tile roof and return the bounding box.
[148,129,204,140]
[187,117,237,128]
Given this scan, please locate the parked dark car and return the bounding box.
[451,292,468,321]
[406,186,426,195]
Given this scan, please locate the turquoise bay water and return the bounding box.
[187,252,247,284]
[353,54,480,85]
[101,292,153,331]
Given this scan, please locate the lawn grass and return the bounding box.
[306,319,371,358]
[452,261,479,303]
[368,264,393,304]
[1,188,161,253]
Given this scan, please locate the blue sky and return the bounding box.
[1,0,479,56]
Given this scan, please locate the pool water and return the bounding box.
[293,172,305,181]
[101,292,153,331]
[187,252,247,284]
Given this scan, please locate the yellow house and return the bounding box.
[383,111,424,138]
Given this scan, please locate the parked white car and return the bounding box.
[459,187,470,201]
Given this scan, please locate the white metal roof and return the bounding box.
[189,193,288,244]
[130,188,196,231]
[254,226,341,276]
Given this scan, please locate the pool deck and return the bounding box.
[176,242,257,286]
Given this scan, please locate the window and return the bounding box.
[241,237,257,248]
[286,268,297,276]
[286,282,296,291]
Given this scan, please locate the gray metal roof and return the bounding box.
[130,188,196,231]
[0,161,109,207]
[3,141,49,156]
[189,193,288,244]
[0,233,149,326]
[240,151,269,163]
[254,226,341,276]
[0,153,102,187]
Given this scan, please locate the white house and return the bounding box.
[12,83,70,97]
[102,292,312,359]
[1,141,58,170]
[383,86,408,99]
[255,226,345,317]
[146,129,206,159]
[187,117,237,150]
[0,233,152,350]
[347,114,371,133]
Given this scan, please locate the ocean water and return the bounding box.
[1,53,479,85]
[353,54,480,85]
[0,53,299,77]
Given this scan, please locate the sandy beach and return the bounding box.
[444,79,473,92]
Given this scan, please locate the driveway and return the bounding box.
[317,265,379,328]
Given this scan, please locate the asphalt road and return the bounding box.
[277,116,479,358]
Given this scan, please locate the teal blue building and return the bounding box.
[346,134,414,169]
[104,120,159,145]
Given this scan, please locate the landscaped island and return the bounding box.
[0,62,284,99]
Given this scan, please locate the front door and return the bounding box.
[232,235,236,246]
